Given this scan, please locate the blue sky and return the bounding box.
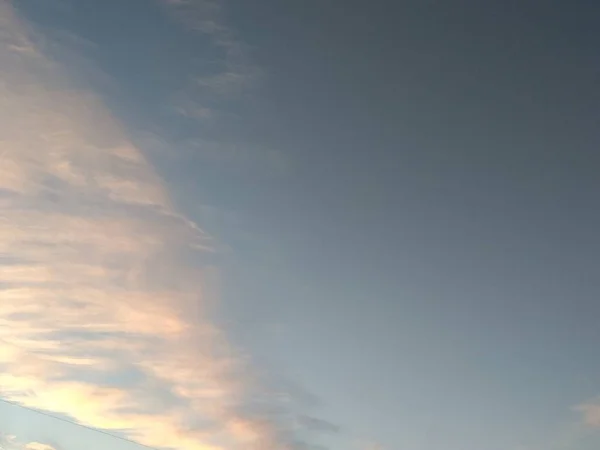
[1,1,600,450]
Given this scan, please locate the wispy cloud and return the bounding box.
[574,399,600,428]
[514,401,600,450]
[0,3,319,449]
[160,0,261,103]
[0,434,56,450]
[147,0,278,175]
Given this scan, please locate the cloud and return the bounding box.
[512,401,600,450]
[24,444,57,450]
[0,435,56,450]
[142,1,276,176]
[574,399,600,428]
[0,2,322,449]
[160,0,261,104]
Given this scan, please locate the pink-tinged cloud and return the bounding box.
[574,400,600,428]
[0,2,317,449]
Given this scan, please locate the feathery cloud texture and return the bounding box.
[0,2,314,449]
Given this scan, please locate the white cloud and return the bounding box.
[24,444,57,450]
[0,435,56,450]
[0,2,314,449]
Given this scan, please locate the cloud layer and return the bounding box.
[0,3,313,449]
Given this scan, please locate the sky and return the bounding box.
[0,1,599,449]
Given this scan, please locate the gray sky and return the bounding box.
[1,1,599,449]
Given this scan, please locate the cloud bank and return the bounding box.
[0,2,317,449]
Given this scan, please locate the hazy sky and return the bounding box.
[1,1,599,450]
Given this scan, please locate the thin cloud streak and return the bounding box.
[156,0,280,177]
[0,3,317,449]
